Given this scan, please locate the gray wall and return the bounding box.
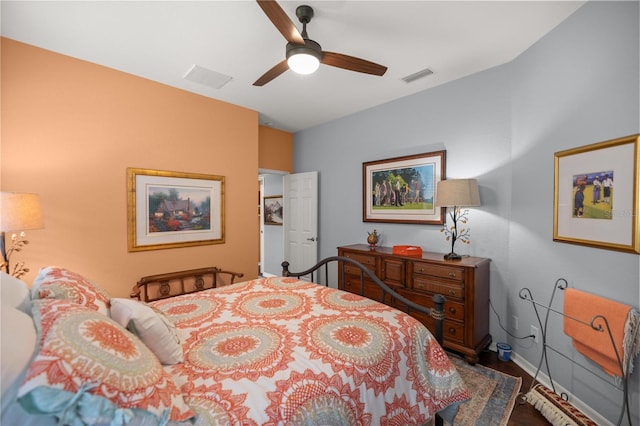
[293,2,639,424]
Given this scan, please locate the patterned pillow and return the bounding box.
[32,267,111,315]
[17,299,195,424]
[110,298,184,365]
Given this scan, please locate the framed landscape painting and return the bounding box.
[127,168,225,252]
[264,195,283,225]
[553,134,639,254]
[363,150,446,225]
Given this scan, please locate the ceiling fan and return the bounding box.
[253,1,388,86]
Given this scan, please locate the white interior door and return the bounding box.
[283,171,318,274]
[258,175,264,276]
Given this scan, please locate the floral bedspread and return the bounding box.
[152,276,470,425]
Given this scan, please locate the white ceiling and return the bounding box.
[1,1,585,133]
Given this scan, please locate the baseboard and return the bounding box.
[490,344,613,426]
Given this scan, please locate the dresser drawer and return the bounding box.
[342,252,377,271]
[412,261,464,282]
[343,276,387,302]
[381,257,405,287]
[407,310,465,345]
[398,289,464,322]
[412,276,464,300]
[344,263,373,276]
[430,317,465,344]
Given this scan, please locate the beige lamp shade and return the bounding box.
[0,192,44,231]
[435,179,480,207]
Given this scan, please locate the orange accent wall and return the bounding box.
[1,38,283,296]
[259,126,293,173]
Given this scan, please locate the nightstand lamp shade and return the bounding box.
[1,192,44,276]
[435,179,480,260]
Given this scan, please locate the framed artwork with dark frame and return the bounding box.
[553,134,639,254]
[363,150,446,224]
[264,195,283,225]
[127,168,225,252]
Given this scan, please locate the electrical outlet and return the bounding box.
[530,325,539,343]
[512,315,519,331]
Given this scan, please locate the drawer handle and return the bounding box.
[416,282,424,289]
[448,307,457,314]
[420,267,425,272]
[448,327,456,335]
[448,290,456,296]
[448,272,456,277]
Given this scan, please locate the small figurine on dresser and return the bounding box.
[367,230,379,248]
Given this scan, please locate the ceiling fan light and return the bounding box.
[286,41,322,75]
[287,52,320,75]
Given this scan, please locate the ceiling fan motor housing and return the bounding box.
[286,4,322,73]
[286,39,322,61]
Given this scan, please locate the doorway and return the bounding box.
[259,170,318,276]
[258,175,264,276]
[259,170,286,277]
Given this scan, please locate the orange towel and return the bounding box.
[563,288,633,378]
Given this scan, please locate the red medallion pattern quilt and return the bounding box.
[152,276,470,425]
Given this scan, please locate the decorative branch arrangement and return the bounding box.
[440,207,472,260]
[1,232,31,279]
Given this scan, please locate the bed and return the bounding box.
[1,256,471,426]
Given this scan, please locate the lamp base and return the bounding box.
[0,232,8,274]
[444,252,462,260]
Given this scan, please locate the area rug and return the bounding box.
[445,354,522,426]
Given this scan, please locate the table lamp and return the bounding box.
[435,179,480,260]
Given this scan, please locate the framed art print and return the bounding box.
[263,195,283,225]
[127,168,225,251]
[553,134,639,253]
[363,150,446,225]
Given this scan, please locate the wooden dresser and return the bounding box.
[337,244,491,364]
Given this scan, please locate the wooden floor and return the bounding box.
[477,349,550,425]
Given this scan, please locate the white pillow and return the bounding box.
[110,298,183,364]
[0,272,31,314]
[1,305,37,397]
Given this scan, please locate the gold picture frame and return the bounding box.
[127,168,225,252]
[553,134,639,253]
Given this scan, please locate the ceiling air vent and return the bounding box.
[183,65,232,89]
[402,67,434,83]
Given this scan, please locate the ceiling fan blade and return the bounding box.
[253,59,289,86]
[257,0,305,45]
[322,52,387,76]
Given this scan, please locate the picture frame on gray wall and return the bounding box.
[553,134,640,254]
[363,150,446,225]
